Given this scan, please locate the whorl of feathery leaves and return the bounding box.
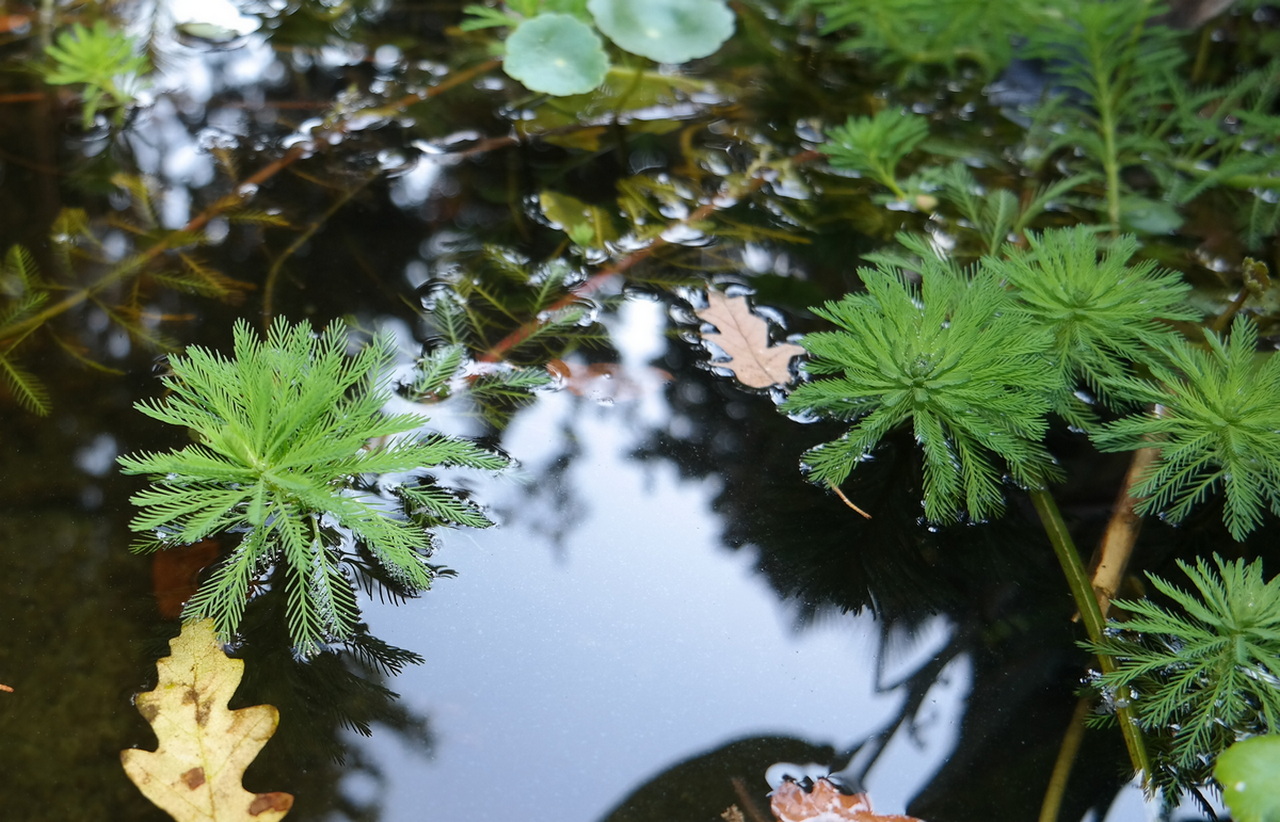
[781,255,1063,523]
[118,318,509,655]
[1091,316,1280,541]
[987,227,1198,427]
[1083,555,1280,792]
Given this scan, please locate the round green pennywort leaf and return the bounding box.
[587,0,734,64]
[503,13,608,96]
[1217,736,1280,822]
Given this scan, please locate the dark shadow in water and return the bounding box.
[599,735,836,822]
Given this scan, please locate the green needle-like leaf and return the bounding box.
[989,227,1198,426]
[781,253,1062,522]
[1092,317,1280,541]
[120,318,510,655]
[1086,555,1280,793]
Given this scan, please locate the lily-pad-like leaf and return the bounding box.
[503,13,608,96]
[587,0,734,64]
[121,619,293,821]
[1216,735,1280,822]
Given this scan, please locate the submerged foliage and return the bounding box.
[780,254,1060,523]
[40,20,150,128]
[119,318,510,655]
[0,245,51,414]
[1092,317,1280,541]
[1085,556,1280,791]
[794,0,1042,83]
[822,110,929,200]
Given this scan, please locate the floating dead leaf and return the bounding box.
[696,291,806,389]
[547,357,672,403]
[770,779,924,822]
[122,619,293,822]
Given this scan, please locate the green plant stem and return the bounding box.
[1028,485,1151,783]
[1039,695,1093,822]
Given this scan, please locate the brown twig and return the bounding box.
[829,481,872,519]
[729,776,773,822]
[0,59,503,346]
[478,149,823,363]
[1089,445,1159,617]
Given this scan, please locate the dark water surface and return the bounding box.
[0,1,1263,820]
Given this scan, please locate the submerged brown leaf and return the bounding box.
[122,619,293,821]
[696,291,805,389]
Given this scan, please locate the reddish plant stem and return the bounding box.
[0,59,502,345]
[478,149,823,363]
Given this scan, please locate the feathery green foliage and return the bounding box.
[1084,556,1280,791]
[989,227,1198,425]
[0,245,52,415]
[40,21,150,128]
[1092,317,1280,541]
[795,0,1042,83]
[1024,0,1185,229]
[119,318,510,656]
[925,164,1094,257]
[822,110,928,200]
[780,253,1062,522]
[1158,66,1280,248]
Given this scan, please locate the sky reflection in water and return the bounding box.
[357,302,966,821]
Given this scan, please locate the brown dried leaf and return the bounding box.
[770,779,925,822]
[696,291,805,389]
[122,619,293,822]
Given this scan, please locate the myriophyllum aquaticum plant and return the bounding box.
[1084,555,1280,792]
[780,223,1280,783]
[119,318,510,656]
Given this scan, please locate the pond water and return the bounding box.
[0,1,1273,821]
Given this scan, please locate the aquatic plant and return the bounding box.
[779,249,1060,523]
[463,0,734,96]
[0,245,51,415]
[119,318,510,656]
[985,227,1199,427]
[792,0,1044,83]
[1092,317,1280,541]
[821,111,928,201]
[1023,0,1185,231]
[39,20,150,128]
[1085,556,1280,791]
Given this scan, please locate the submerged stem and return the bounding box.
[1039,695,1092,822]
[1027,486,1151,783]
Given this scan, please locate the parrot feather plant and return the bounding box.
[781,224,1280,788]
[119,318,510,656]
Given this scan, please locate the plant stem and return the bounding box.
[1039,695,1092,822]
[1027,486,1151,783]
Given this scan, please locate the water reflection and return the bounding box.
[351,302,967,821]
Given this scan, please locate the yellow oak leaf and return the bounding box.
[696,291,806,389]
[122,619,293,822]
